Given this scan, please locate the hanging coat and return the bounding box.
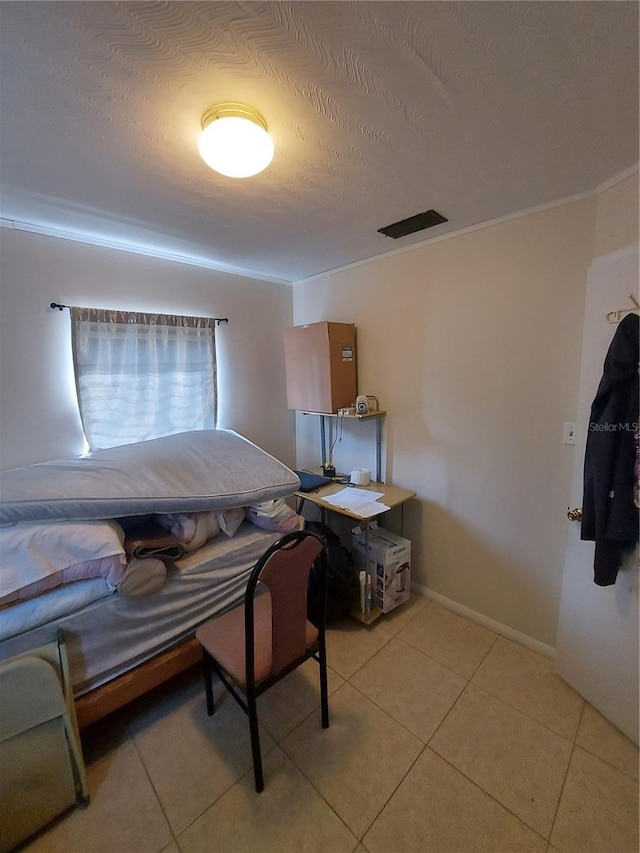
[581,312,639,585]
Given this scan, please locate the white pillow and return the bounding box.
[217,507,245,537]
[154,512,221,552]
[245,499,303,533]
[0,520,125,600]
[154,507,245,550]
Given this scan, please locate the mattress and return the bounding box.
[0,429,300,524]
[0,579,113,642]
[0,523,280,695]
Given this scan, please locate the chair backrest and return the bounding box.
[245,530,326,680]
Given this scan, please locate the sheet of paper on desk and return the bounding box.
[322,488,390,517]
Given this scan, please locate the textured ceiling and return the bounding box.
[0,1,637,282]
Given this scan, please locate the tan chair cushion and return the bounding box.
[196,592,319,688]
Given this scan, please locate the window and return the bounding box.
[71,307,217,450]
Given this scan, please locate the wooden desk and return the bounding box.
[296,478,416,625]
[295,479,416,523]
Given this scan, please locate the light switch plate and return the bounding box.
[563,422,576,445]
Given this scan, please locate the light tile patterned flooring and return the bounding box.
[22,597,639,853]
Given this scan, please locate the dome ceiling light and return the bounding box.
[198,103,275,179]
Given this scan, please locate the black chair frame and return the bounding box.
[201,529,329,792]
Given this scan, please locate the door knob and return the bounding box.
[567,507,583,522]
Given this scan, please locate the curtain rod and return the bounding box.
[49,303,229,325]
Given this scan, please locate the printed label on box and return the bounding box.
[341,346,353,362]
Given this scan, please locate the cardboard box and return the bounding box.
[283,322,357,413]
[351,525,411,613]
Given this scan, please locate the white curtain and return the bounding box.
[71,307,217,451]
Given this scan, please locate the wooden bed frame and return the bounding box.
[74,637,203,729]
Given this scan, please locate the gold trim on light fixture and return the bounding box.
[198,102,274,178]
[201,103,269,133]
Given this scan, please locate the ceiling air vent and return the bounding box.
[378,209,448,239]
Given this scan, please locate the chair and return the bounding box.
[0,630,89,852]
[195,529,329,792]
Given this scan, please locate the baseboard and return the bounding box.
[411,582,556,660]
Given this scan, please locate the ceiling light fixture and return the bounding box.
[198,103,274,178]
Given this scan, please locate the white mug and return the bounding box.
[350,468,371,486]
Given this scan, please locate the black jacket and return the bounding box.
[581,312,639,586]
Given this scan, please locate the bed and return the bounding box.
[0,430,301,727]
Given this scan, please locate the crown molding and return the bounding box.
[295,164,640,285]
[0,217,292,287]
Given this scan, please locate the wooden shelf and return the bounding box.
[350,605,383,625]
[300,410,385,420]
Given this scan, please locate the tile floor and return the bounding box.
[20,596,639,853]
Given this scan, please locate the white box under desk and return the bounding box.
[351,525,411,614]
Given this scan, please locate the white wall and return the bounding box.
[293,196,602,647]
[0,228,296,469]
[592,172,639,259]
[293,173,639,647]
